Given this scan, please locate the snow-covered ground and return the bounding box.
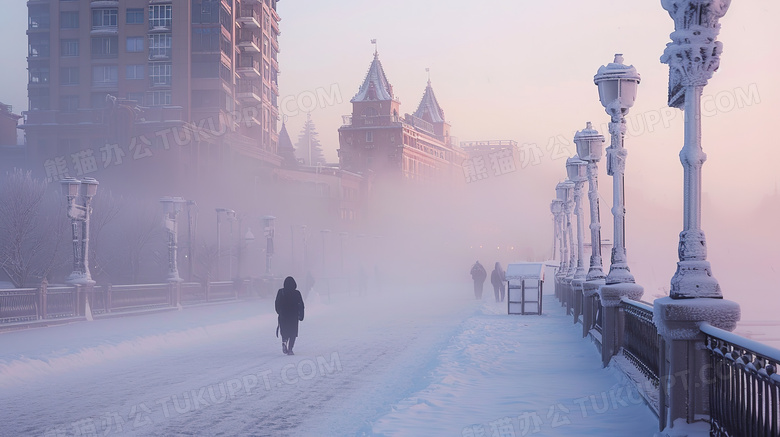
[0,282,658,436]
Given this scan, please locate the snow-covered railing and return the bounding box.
[621,298,660,388]
[701,322,780,437]
[45,286,78,319]
[109,284,172,311]
[0,288,39,324]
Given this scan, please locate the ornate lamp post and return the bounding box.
[655,2,740,433]
[660,0,727,299]
[60,177,82,284]
[594,54,641,286]
[60,177,98,285]
[594,54,643,366]
[550,199,564,300]
[574,122,608,337]
[550,200,562,263]
[262,215,275,275]
[574,122,607,282]
[554,182,573,280]
[160,197,185,282]
[78,178,98,285]
[566,156,588,281]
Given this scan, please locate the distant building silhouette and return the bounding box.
[337,52,466,184]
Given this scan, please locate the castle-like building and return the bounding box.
[337,52,466,184]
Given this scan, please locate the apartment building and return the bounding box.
[22,0,282,190]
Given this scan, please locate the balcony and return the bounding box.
[90,1,119,7]
[237,34,261,53]
[236,58,261,79]
[236,80,262,104]
[237,9,261,29]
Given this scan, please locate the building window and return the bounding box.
[60,67,79,85]
[28,34,50,58]
[148,33,172,59]
[28,87,50,111]
[149,62,172,86]
[126,37,144,53]
[147,90,171,106]
[366,131,373,143]
[60,11,79,29]
[61,39,79,57]
[59,95,79,112]
[126,92,144,104]
[92,9,118,30]
[126,8,144,25]
[126,64,144,80]
[29,66,50,85]
[92,65,118,86]
[28,5,50,30]
[192,1,219,24]
[192,27,219,53]
[149,5,172,29]
[91,36,119,58]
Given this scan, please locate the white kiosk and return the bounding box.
[505,262,545,315]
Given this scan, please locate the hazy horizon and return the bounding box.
[0,1,778,323]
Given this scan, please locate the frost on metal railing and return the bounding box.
[0,289,38,324]
[109,284,171,311]
[620,298,660,388]
[702,322,780,437]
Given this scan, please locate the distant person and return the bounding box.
[275,276,305,355]
[491,262,506,303]
[470,261,487,299]
[303,271,315,301]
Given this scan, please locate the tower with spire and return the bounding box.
[338,48,465,184]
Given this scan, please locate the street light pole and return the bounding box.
[566,156,588,282]
[654,3,741,432]
[160,197,185,282]
[574,122,607,282]
[594,54,641,286]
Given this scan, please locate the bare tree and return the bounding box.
[0,170,67,287]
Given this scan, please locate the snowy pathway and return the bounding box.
[0,283,658,436]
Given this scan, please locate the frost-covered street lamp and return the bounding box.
[594,54,643,367]
[655,2,740,433]
[660,0,728,299]
[160,197,185,282]
[594,54,641,287]
[566,156,588,282]
[550,200,563,264]
[574,122,607,282]
[60,177,98,285]
[555,181,574,279]
[262,215,275,275]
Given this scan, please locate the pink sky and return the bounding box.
[0,1,777,321]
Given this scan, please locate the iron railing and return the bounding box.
[702,322,780,437]
[621,298,660,388]
[0,288,39,323]
[0,280,246,327]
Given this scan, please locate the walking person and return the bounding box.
[275,276,305,355]
[470,261,487,299]
[491,262,506,303]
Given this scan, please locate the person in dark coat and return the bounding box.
[470,261,487,299]
[275,276,305,355]
[491,262,506,303]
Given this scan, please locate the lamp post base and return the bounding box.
[670,260,721,299]
[66,272,95,286]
